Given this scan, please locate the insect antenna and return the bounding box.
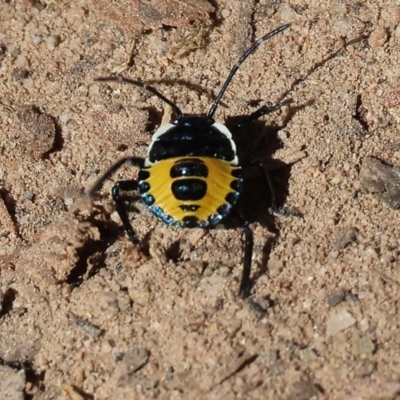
[207,24,290,118]
[95,76,183,117]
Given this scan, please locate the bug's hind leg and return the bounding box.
[239,222,254,299]
[231,212,254,299]
[112,180,140,244]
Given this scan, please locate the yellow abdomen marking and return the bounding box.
[141,157,241,226]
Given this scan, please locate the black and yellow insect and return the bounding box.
[90,24,291,299]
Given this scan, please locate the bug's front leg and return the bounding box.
[230,99,292,129]
[88,156,145,244]
[112,180,140,244]
[244,98,293,124]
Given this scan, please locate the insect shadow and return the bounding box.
[222,109,304,282]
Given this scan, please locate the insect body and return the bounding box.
[90,24,291,299]
[139,118,242,228]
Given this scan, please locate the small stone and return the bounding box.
[368,26,388,47]
[279,3,297,22]
[45,34,61,50]
[287,379,322,400]
[299,347,318,362]
[100,339,113,353]
[359,156,400,210]
[70,313,103,339]
[122,347,150,374]
[24,190,34,201]
[381,90,400,108]
[328,250,339,259]
[15,54,29,69]
[326,309,356,336]
[17,105,56,159]
[327,291,346,307]
[277,130,288,140]
[110,211,121,223]
[221,9,230,18]
[227,320,242,338]
[353,336,376,355]
[359,317,369,332]
[335,227,357,249]
[32,35,42,45]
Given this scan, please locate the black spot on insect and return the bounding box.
[208,214,223,225]
[171,179,207,201]
[230,179,243,193]
[225,192,240,205]
[232,168,242,178]
[138,169,150,180]
[170,160,209,178]
[183,215,199,227]
[142,193,155,205]
[217,203,230,216]
[138,181,150,192]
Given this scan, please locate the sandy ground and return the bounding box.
[1,0,400,399]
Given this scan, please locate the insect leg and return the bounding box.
[88,157,145,197]
[112,180,140,244]
[88,157,145,243]
[242,160,302,217]
[244,98,292,124]
[236,217,254,299]
[242,159,279,211]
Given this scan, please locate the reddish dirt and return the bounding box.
[1,1,400,399]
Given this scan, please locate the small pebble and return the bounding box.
[15,54,29,69]
[17,105,56,159]
[359,156,400,210]
[122,347,150,374]
[32,35,42,45]
[326,309,356,336]
[353,336,376,355]
[45,34,60,50]
[381,90,400,108]
[336,227,357,249]
[221,9,230,18]
[327,291,345,307]
[111,211,121,223]
[64,197,74,206]
[368,26,388,47]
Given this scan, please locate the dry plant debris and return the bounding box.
[90,0,214,34]
[16,105,56,159]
